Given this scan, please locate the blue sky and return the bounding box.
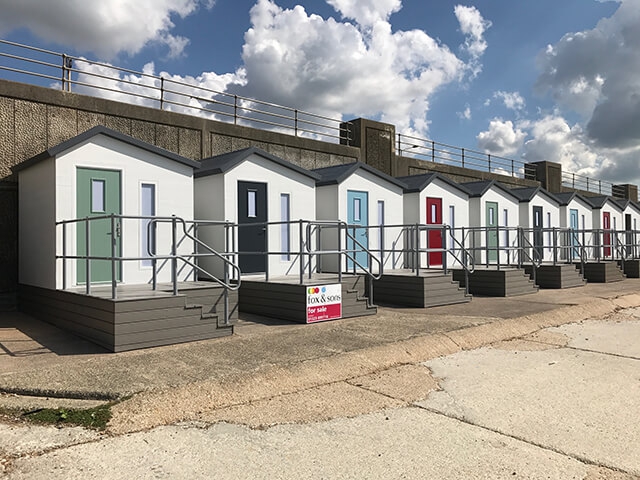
[1,0,638,187]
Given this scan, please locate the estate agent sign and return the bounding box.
[306,284,342,323]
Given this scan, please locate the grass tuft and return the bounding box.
[23,403,112,430]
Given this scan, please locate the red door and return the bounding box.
[426,197,443,266]
[603,211,611,257]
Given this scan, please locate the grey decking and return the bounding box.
[373,269,471,308]
[18,282,237,352]
[523,264,586,289]
[452,267,539,297]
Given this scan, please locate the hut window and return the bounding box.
[449,205,455,250]
[581,215,585,230]
[247,190,257,218]
[281,194,290,261]
[546,212,551,245]
[354,198,361,222]
[503,209,509,247]
[141,183,156,267]
[378,201,385,255]
[91,179,105,213]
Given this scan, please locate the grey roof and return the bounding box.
[13,125,200,172]
[195,147,320,180]
[584,195,623,210]
[396,172,470,195]
[510,186,560,205]
[460,179,519,201]
[553,191,593,208]
[312,161,407,188]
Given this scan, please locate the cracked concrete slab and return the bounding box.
[420,322,640,474]
[3,408,616,480]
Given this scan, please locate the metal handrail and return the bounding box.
[0,39,351,144]
[148,216,241,292]
[56,214,241,302]
[342,222,383,280]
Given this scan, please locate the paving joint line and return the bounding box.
[414,403,635,476]
[525,339,640,361]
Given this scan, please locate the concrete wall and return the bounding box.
[0,182,18,293]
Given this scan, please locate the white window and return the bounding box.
[503,209,509,247]
[489,207,495,225]
[91,179,105,213]
[546,212,551,245]
[377,200,385,257]
[431,204,437,223]
[141,183,156,267]
[281,194,290,261]
[449,205,455,250]
[247,190,257,218]
[354,198,361,222]
[613,217,617,231]
[581,214,585,230]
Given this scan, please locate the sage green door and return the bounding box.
[486,201,498,262]
[76,168,122,284]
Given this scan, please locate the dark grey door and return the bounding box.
[238,181,267,274]
[533,206,543,261]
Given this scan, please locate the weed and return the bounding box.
[23,403,112,430]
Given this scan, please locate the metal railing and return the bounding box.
[0,39,352,145]
[56,215,240,314]
[561,171,615,196]
[397,133,537,179]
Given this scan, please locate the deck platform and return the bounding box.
[577,262,626,283]
[523,264,586,289]
[18,281,237,352]
[239,273,376,323]
[372,269,471,308]
[452,267,539,297]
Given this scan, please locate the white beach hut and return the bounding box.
[312,162,405,273]
[194,147,319,278]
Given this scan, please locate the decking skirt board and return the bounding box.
[18,283,237,352]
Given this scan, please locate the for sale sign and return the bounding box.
[306,284,342,323]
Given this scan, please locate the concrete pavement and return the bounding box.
[1,287,639,478]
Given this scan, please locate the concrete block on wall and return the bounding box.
[78,111,107,134]
[15,100,47,168]
[104,115,132,135]
[47,105,78,147]
[131,119,156,145]
[210,133,233,155]
[0,97,15,179]
[178,128,202,160]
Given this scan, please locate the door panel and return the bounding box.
[238,181,267,274]
[603,211,611,257]
[533,206,543,261]
[486,201,498,262]
[426,197,443,266]
[76,168,121,284]
[570,209,579,260]
[347,190,369,270]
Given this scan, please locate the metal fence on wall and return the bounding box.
[0,39,351,145]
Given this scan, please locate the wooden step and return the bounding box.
[373,273,471,308]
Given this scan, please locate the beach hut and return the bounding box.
[312,162,405,274]
[14,126,235,352]
[194,147,319,279]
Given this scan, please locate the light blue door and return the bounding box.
[570,208,579,259]
[347,190,368,271]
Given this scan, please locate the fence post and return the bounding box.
[160,77,164,110]
[397,133,402,157]
[172,216,178,295]
[294,109,298,137]
[62,222,67,290]
[234,95,238,125]
[85,218,91,295]
[461,148,465,168]
[431,141,435,162]
[488,153,491,173]
[111,214,117,300]
[299,220,304,284]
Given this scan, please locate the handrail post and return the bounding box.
[496,224,500,270]
[193,222,198,281]
[62,222,67,290]
[442,225,448,275]
[172,215,178,295]
[160,77,164,110]
[234,95,238,125]
[415,224,420,276]
[338,223,342,283]
[299,220,304,284]
[294,109,298,137]
[110,214,117,299]
[85,218,91,295]
[461,148,465,168]
[553,227,558,265]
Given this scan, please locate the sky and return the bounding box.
[1,0,638,188]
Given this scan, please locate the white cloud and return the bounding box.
[476,119,526,156]
[0,0,212,58]
[493,91,525,112]
[235,0,487,136]
[454,5,492,78]
[535,0,640,146]
[326,0,402,27]
[457,104,471,120]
